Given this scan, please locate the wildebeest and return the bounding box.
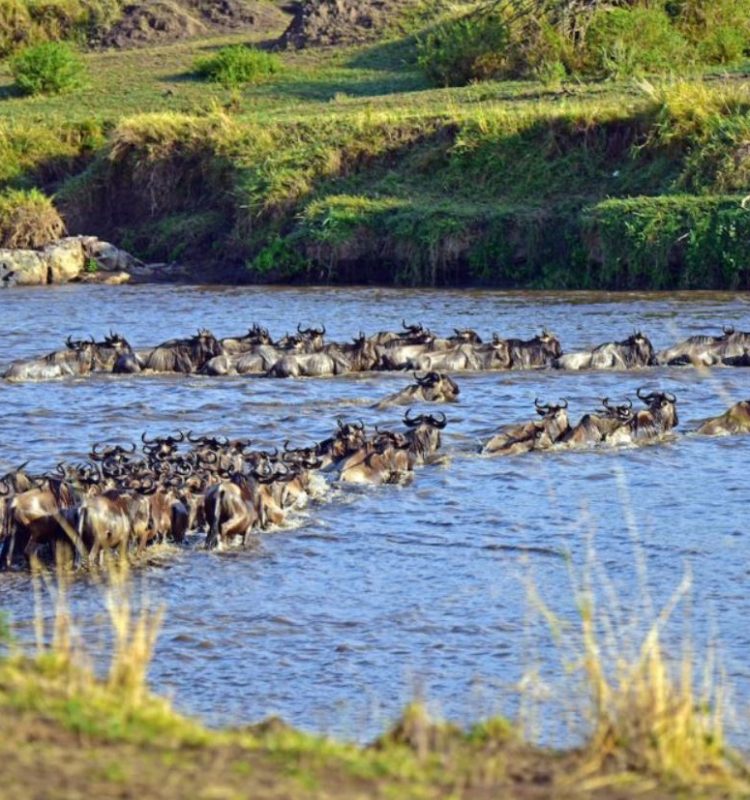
[696,400,750,435]
[339,411,447,484]
[506,330,562,369]
[606,388,679,445]
[554,332,656,371]
[656,327,750,366]
[266,350,351,378]
[145,329,223,373]
[3,336,98,382]
[314,419,368,469]
[221,324,272,355]
[560,399,634,447]
[482,399,570,455]
[375,372,460,409]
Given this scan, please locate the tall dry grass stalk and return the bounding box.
[29,555,163,707]
[525,514,746,793]
[104,560,164,704]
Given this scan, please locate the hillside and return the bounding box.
[0,0,749,288]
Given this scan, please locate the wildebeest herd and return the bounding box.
[0,374,748,571]
[1,319,749,574]
[4,322,750,382]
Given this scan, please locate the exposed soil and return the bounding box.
[277,0,414,49]
[0,707,719,800]
[100,0,289,49]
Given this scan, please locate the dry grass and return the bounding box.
[0,187,65,247]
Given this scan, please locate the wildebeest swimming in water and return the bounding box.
[506,330,562,369]
[375,372,460,409]
[559,399,634,447]
[339,410,447,484]
[482,399,570,455]
[554,332,656,371]
[4,336,98,382]
[696,400,750,436]
[605,388,679,445]
[145,329,223,373]
[656,327,750,366]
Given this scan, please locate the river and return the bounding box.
[1,284,749,745]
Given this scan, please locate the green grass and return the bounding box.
[0,19,748,287]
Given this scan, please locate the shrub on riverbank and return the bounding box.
[0,188,65,247]
[193,45,281,88]
[10,41,84,95]
[416,1,750,86]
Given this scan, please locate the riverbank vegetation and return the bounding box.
[2,555,748,799]
[0,0,748,288]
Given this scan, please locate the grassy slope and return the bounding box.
[1,14,750,287]
[0,654,741,800]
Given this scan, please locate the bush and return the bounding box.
[584,8,689,78]
[417,12,509,87]
[193,46,281,89]
[10,41,84,95]
[679,0,750,64]
[0,188,66,248]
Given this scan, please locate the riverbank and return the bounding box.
[1,10,749,289]
[0,605,745,800]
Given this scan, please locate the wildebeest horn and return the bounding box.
[723,326,735,336]
[622,399,633,410]
[414,371,427,385]
[141,432,157,445]
[403,408,422,427]
[283,440,296,453]
[65,335,74,349]
[534,398,548,410]
[296,323,304,334]
[559,399,568,409]
[636,387,652,402]
[427,412,447,429]
[187,431,204,443]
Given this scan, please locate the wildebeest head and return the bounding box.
[636,387,678,427]
[403,409,447,456]
[539,329,563,359]
[297,323,326,351]
[142,431,185,461]
[247,324,272,345]
[101,331,133,354]
[534,398,570,442]
[193,329,223,363]
[625,331,656,366]
[449,328,482,345]
[400,320,434,345]
[599,397,634,423]
[413,371,460,401]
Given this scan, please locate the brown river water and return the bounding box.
[0,284,749,744]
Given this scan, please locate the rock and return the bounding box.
[78,270,131,285]
[0,249,48,286]
[83,239,144,272]
[44,237,85,283]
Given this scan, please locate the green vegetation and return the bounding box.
[0,187,65,247]
[1,555,747,798]
[194,44,282,88]
[10,40,84,95]
[414,0,750,86]
[0,2,746,286]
